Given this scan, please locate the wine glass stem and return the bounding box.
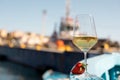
[84,52,87,73]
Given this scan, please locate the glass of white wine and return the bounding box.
[70,14,104,80]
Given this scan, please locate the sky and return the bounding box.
[0,0,120,42]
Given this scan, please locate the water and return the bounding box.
[0,61,41,80]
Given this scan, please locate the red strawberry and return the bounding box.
[71,62,85,74]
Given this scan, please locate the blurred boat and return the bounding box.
[0,45,103,80]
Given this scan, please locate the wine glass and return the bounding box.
[70,14,103,80]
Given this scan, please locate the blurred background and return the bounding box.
[0,0,120,80]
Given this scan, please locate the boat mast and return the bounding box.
[66,0,70,18]
[59,0,73,39]
[41,10,47,36]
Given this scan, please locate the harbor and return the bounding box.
[0,0,120,80]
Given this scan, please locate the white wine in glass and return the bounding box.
[70,14,103,80]
[73,36,97,53]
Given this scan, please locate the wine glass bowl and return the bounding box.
[72,35,97,53]
[70,14,103,80]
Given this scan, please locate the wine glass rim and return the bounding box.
[76,14,92,15]
[76,14,93,17]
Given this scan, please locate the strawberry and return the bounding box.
[71,62,85,74]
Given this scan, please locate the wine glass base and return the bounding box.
[70,72,104,80]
